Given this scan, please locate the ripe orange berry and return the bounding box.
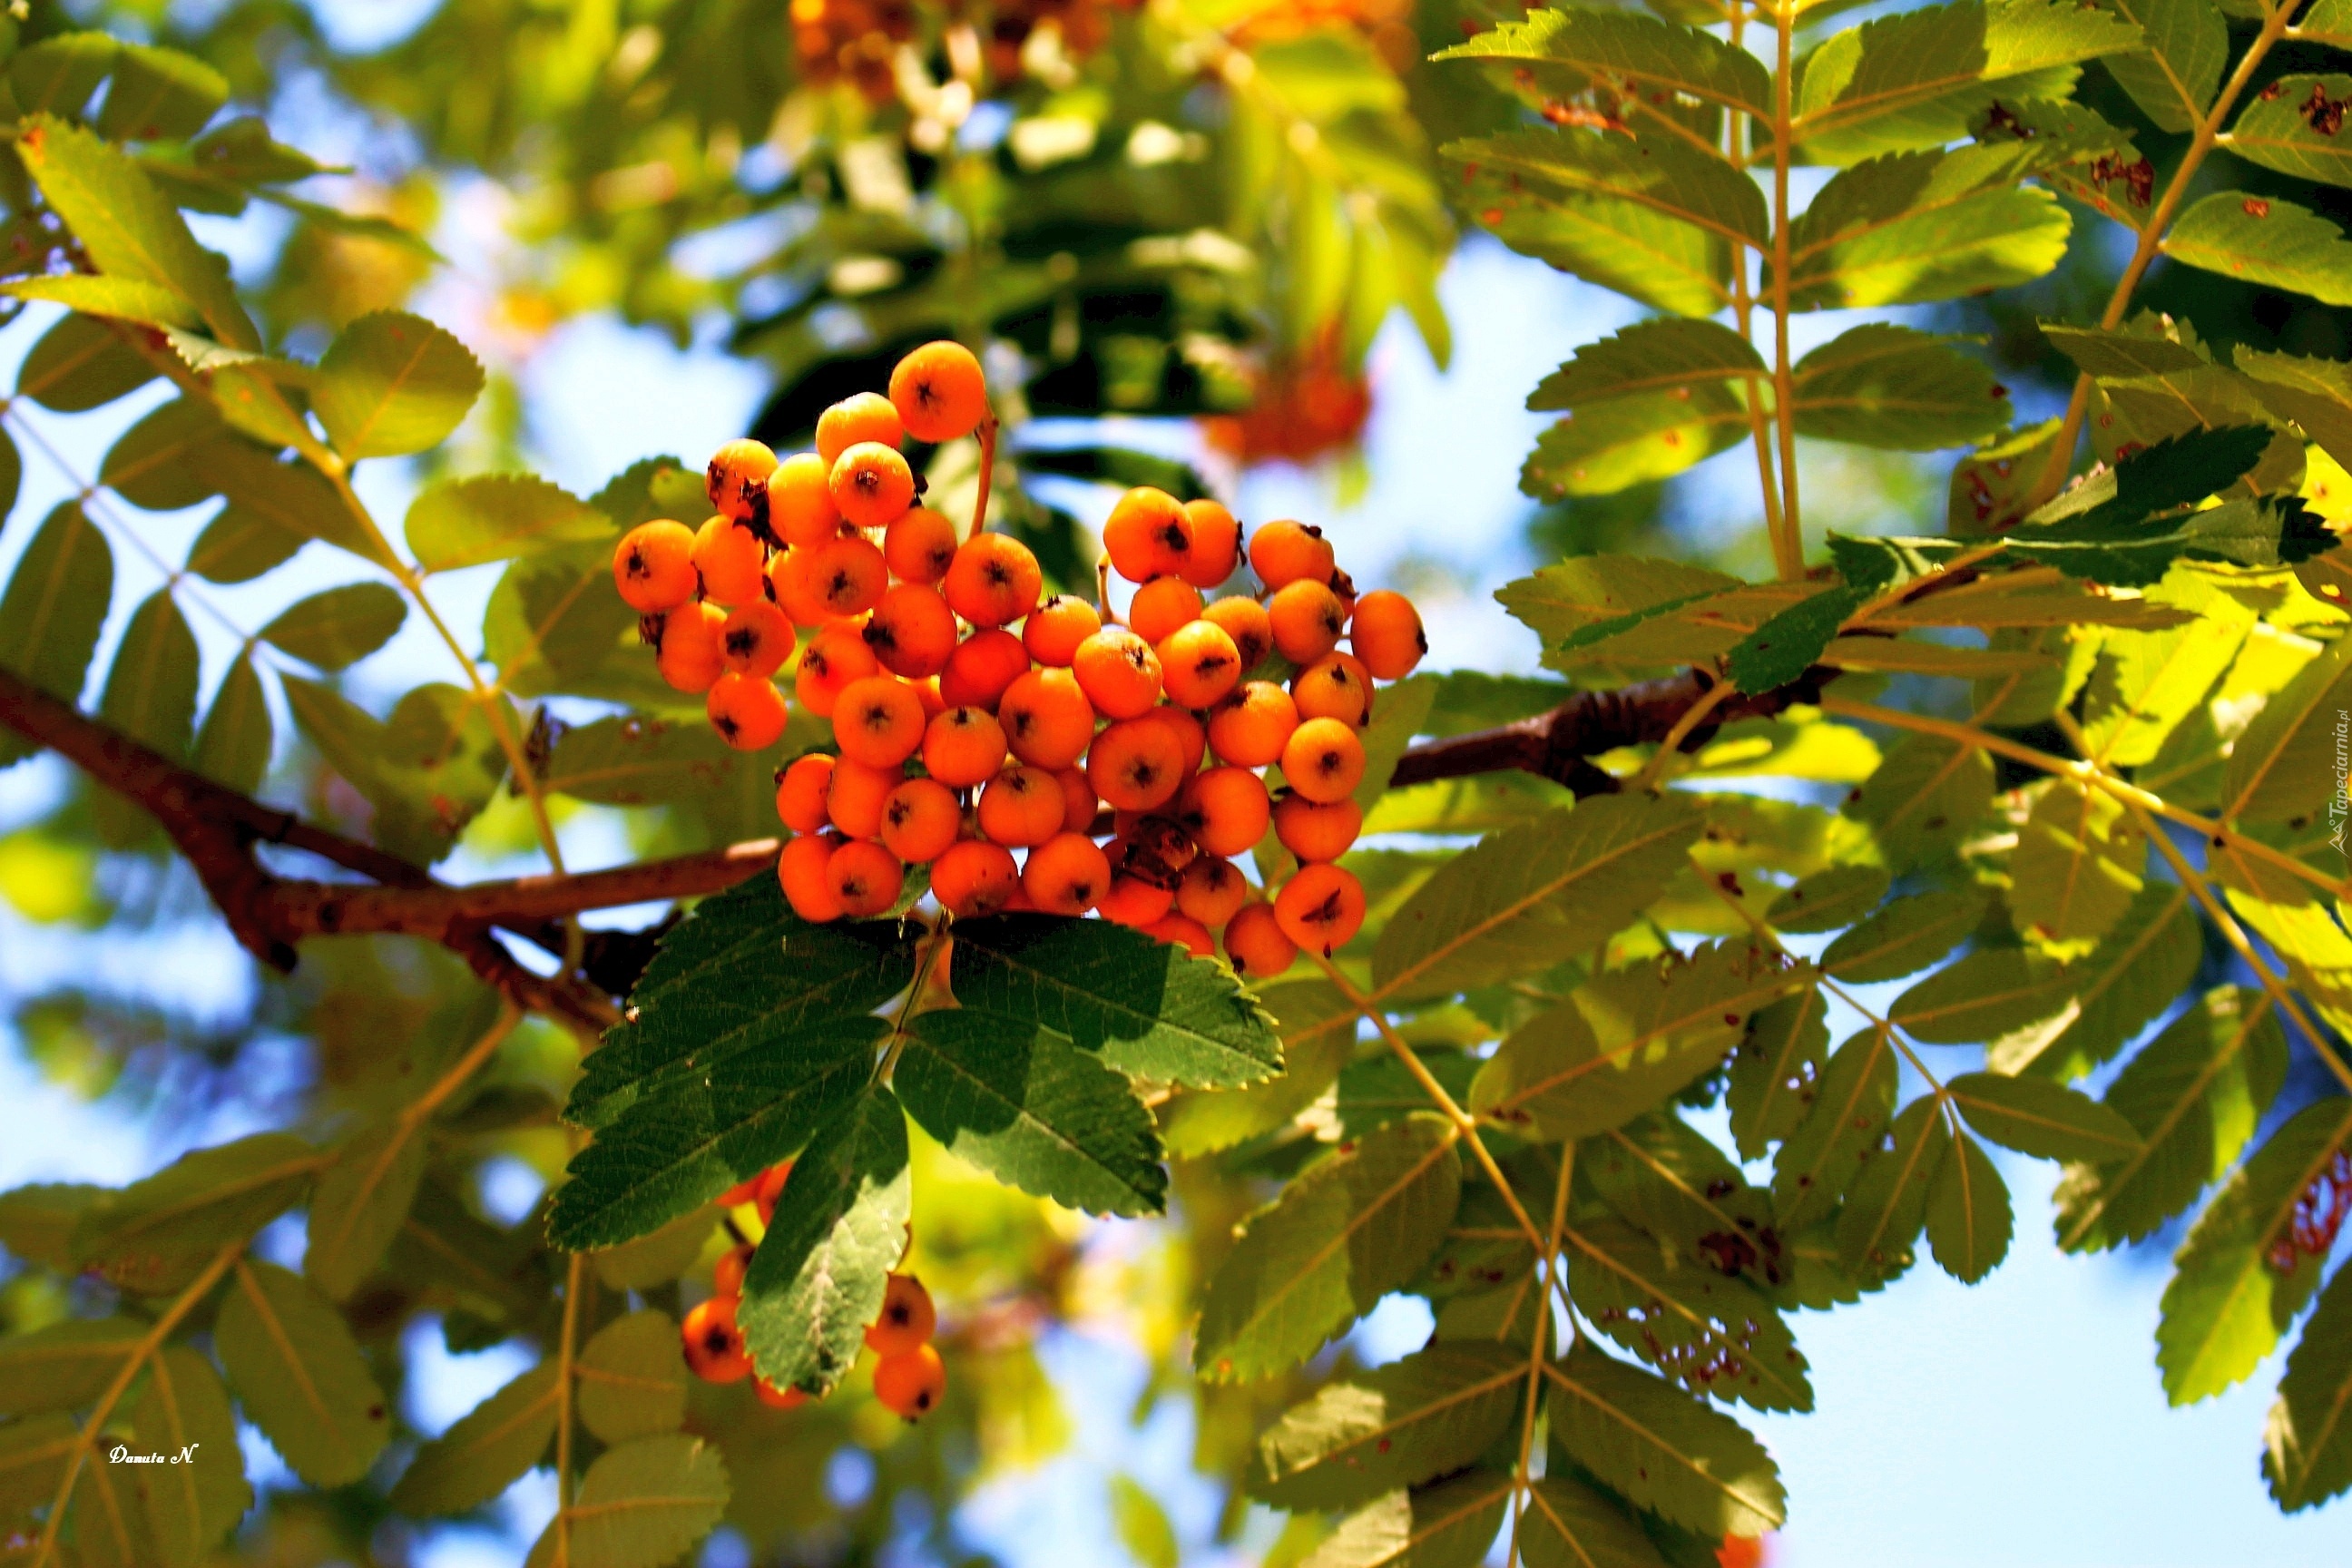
[706,439,779,526]
[939,628,1031,711]
[1088,716,1186,813]
[884,505,957,583]
[1024,594,1102,667]
[709,672,790,750]
[1144,912,1215,957]
[1268,578,1347,665]
[795,624,881,718]
[978,766,1066,848]
[1177,855,1250,928]
[681,1295,754,1383]
[805,533,888,620]
[1207,681,1298,769]
[1145,703,1207,778]
[864,583,958,680]
[1225,901,1298,977]
[1177,766,1271,858]
[925,706,1010,789]
[830,441,916,527]
[1200,596,1274,671]
[777,754,837,834]
[615,519,699,612]
[657,602,730,693]
[1023,831,1112,913]
[693,516,769,605]
[828,757,898,839]
[1127,575,1204,646]
[944,533,1043,628]
[911,677,946,720]
[722,600,798,679]
[779,833,845,921]
[932,838,1020,916]
[817,391,903,466]
[864,1273,936,1357]
[1274,794,1362,864]
[890,340,989,444]
[828,838,905,916]
[1281,716,1367,803]
[1072,629,1162,720]
[1054,766,1099,834]
[1001,667,1097,769]
[1097,874,1177,927]
[1102,487,1191,583]
[834,675,927,768]
[755,1378,808,1410]
[879,777,961,865]
[1350,590,1426,680]
[1274,863,1367,954]
[768,546,834,627]
[873,1342,946,1419]
[769,452,841,548]
[1180,499,1242,588]
[713,1244,754,1298]
[1292,652,1371,726]
[754,1158,795,1219]
[1249,519,1334,590]
[1159,619,1243,710]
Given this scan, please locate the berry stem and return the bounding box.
[967,409,1000,543]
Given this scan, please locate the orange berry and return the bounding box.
[1268,578,1347,665]
[884,506,957,583]
[1111,814,1197,881]
[830,441,915,527]
[805,533,888,620]
[681,1295,753,1383]
[880,777,962,865]
[1273,794,1362,863]
[1200,596,1274,672]
[932,838,1020,916]
[1177,766,1271,858]
[1102,487,1191,583]
[833,675,926,768]
[1054,766,1099,834]
[1087,716,1186,813]
[911,677,947,720]
[769,452,841,547]
[706,439,779,526]
[889,340,989,444]
[828,757,898,839]
[719,1174,762,1209]
[1096,874,1176,926]
[713,1244,754,1298]
[1144,912,1215,957]
[1177,855,1250,928]
[1145,704,1206,778]
[1207,681,1298,769]
[864,583,958,679]
[1274,863,1367,955]
[938,627,1031,711]
[656,601,729,693]
[795,623,881,718]
[1350,590,1426,680]
[1024,594,1102,667]
[924,706,1010,789]
[1023,831,1112,913]
[864,1273,936,1357]
[978,766,1067,848]
[754,1160,795,1217]
[817,391,903,466]
[777,754,837,834]
[1128,575,1204,646]
[944,533,1042,628]
[1159,619,1243,710]
[1072,629,1162,720]
[1000,667,1097,769]
[1280,716,1367,803]
[1248,519,1334,590]
[872,1342,946,1419]
[769,545,836,627]
[755,1378,808,1410]
[1179,499,1241,588]
[779,833,845,921]
[1224,901,1298,977]
[1327,566,1358,621]
[828,838,905,916]
[1292,652,1371,726]
[709,673,790,750]
[721,600,798,679]
[693,515,769,605]
[614,519,699,612]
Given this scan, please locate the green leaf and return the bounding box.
[543,713,744,807]
[2236,347,2352,471]
[1565,1216,1812,1411]
[101,398,228,513]
[2161,192,2352,307]
[132,1346,249,1566]
[2264,1260,2352,1512]
[0,504,114,760]
[2010,431,2327,585]
[1728,986,1831,1160]
[1925,1129,2012,1282]
[306,1121,428,1302]
[72,1132,316,1295]
[1354,673,1438,811]
[1529,319,1767,411]
[0,1182,104,1269]
[1836,1096,1951,1275]
[187,436,390,566]
[1767,864,1890,936]
[1997,884,2200,1077]
[67,1429,154,1568]
[1790,323,2013,449]
[388,1363,559,1516]
[2224,631,2352,824]
[2007,784,2145,956]
[484,542,648,701]
[0,1409,78,1528]
[532,1434,729,1568]
[2157,1098,2352,1404]
[1889,948,2073,1044]
[191,652,271,795]
[2224,74,2352,189]
[1780,146,2072,309]
[1947,1071,2143,1162]
[1496,556,1740,661]
[98,589,198,769]
[1157,980,1358,1157]
[281,677,506,865]
[2078,567,2255,769]
[1374,794,1704,1004]
[16,311,155,412]
[8,34,119,118]
[1111,1475,1180,1568]
[0,273,204,328]
[591,1207,711,1293]
[1523,386,1754,500]
[2098,0,2225,132]
[1846,732,1995,871]
[737,1086,910,1397]
[1820,886,1986,982]
[1773,1027,1897,1229]
[1307,1468,1513,1568]
[1433,7,1770,117]
[578,1310,689,1445]
[2055,987,2288,1252]
[548,1016,877,1250]
[1251,1341,1523,1508]
[897,1008,1166,1218]
[1726,583,1869,694]
[214,1259,391,1486]
[314,310,485,460]
[259,583,407,671]
[2305,0,2352,45]
[950,914,1282,1089]
[1544,1343,1785,1535]
[1195,1112,1463,1381]
[1518,1474,1671,1568]
[95,44,229,141]
[1454,147,1732,318]
[185,500,308,584]
[0,1317,145,1417]
[406,474,611,573]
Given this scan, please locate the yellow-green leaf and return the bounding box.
[213,1259,391,1486]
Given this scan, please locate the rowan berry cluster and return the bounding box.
[611,338,1426,976]
[680,1161,948,1419]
